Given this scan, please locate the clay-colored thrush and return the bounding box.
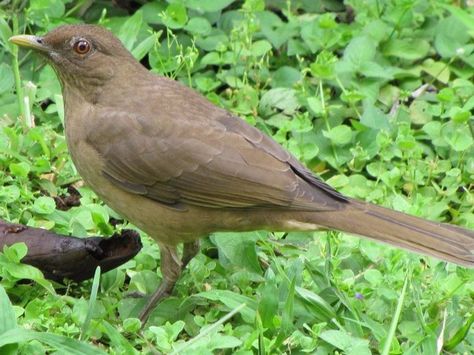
[10,25,474,323]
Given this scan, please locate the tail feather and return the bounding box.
[307,199,474,267]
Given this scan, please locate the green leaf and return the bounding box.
[260,88,299,115]
[383,38,430,60]
[295,287,337,322]
[421,59,450,84]
[364,19,391,43]
[449,108,470,123]
[341,90,365,105]
[326,174,349,189]
[206,335,242,350]
[250,40,272,56]
[0,64,14,94]
[149,326,173,352]
[129,270,159,294]
[211,232,262,273]
[195,290,257,323]
[360,61,394,79]
[364,269,383,285]
[409,100,432,125]
[441,4,474,33]
[422,121,446,147]
[132,32,161,61]
[140,2,167,25]
[0,17,13,53]
[152,321,185,344]
[28,0,65,21]
[9,162,30,178]
[194,75,221,92]
[122,318,141,333]
[32,196,56,215]
[162,3,188,29]
[0,285,17,355]
[0,285,17,334]
[272,66,301,88]
[184,17,212,36]
[300,18,339,53]
[343,36,376,70]
[54,94,64,123]
[444,313,474,351]
[307,97,324,116]
[437,88,456,103]
[257,11,290,48]
[184,0,235,12]
[89,204,113,235]
[442,123,473,151]
[258,281,279,328]
[319,330,371,355]
[435,16,470,58]
[200,51,222,66]
[170,306,244,353]
[0,259,53,294]
[310,52,337,79]
[361,103,390,130]
[300,141,320,161]
[195,31,228,51]
[28,127,51,159]
[322,125,353,146]
[244,0,265,11]
[118,10,143,51]
[0,185,20,204]
[3,243,27,263]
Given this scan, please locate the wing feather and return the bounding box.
[86,79,347,211]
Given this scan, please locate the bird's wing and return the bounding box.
[87,83,346,211]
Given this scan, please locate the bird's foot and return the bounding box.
[138,242,200,325]
[139,244,181,325]
[138,278,174,324]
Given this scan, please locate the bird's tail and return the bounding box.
[306,199,474,267]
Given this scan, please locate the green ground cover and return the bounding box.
[0,0,473,353]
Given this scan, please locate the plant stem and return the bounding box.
[11,14,27,130]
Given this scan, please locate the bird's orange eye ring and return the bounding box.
[73,40,91,55]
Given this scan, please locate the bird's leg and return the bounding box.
[181,240,200,269]
[139,244,181,324]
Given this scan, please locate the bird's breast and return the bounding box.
[62,92,99,177]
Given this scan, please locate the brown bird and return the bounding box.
[10,25,474,323]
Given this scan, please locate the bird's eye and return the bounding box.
[73,39,91,55]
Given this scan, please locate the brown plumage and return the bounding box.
[10,25,474,323]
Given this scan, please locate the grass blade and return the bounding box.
[281,276,296,336]
[0,328,105,355]
[170,302,246,354]
[99,320,138,354]
[80,266,101,340]
[444,313,474,351]
[381,269,410,355]
[255,311,266,355]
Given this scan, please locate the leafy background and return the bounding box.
[0,0,473,353]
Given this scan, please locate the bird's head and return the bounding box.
[10,24,138,96]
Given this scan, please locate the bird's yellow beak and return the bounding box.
[9,35,48,52]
